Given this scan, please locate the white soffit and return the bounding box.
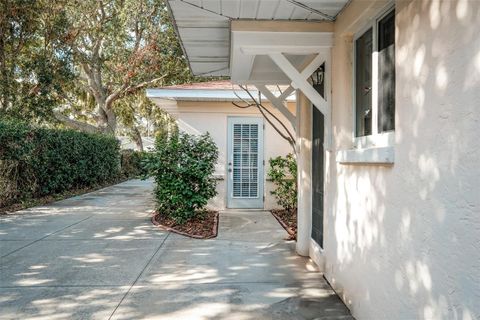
[167,0,350,77]
[146,88,296,102]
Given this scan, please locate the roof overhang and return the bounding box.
[166,0,349,77]
[165,0,347,150]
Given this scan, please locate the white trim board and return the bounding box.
[336,146,394,165]
[146,88,296,102]
[231,30,333,84]
[310,238,326,271]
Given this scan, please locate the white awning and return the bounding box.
[167,0,350,77]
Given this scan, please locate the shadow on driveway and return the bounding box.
[0,179,352,320]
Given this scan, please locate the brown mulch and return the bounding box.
[271,208,297,240]
[0,178,128,215]
[152,210,219,239]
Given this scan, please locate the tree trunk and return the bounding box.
[95,100,117,134]
[131,126,144,152]
[54,96,118,135]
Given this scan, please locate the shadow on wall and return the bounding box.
[328,0,480,319]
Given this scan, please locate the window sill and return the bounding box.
[336,146,394,165]
[353,131,394,149]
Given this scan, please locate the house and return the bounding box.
[153,1,480,319]
[147,80,296,210]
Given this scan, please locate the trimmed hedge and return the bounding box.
[120,149,148,178]
[0,121,121,208]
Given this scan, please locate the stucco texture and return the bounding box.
[323,1,480,319]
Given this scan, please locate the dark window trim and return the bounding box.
[353,6,396,140]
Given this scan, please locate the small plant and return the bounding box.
[143,131,218,224]
[268,153,297,212]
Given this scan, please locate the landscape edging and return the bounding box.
[151,211,219,239]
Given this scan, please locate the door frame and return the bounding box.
[311,106,325,249]
[226,116,265,209]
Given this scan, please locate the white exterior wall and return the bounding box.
[150,99,295,211]
[322,1,480,319]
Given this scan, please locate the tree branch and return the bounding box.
[232,86,296,153]
[105,75,167,108]
[240,85,296,144]
[53,111,100,134]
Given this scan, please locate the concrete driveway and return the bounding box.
[0,179,352,320]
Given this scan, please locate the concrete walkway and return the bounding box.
[0,180,352,320]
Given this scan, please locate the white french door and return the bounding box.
[227,117,264,209]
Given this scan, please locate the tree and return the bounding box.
[0,0,74,121]
[56,0,193,134]
[115,92,178,151]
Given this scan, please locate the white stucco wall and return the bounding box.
[149,99,295,211]
[321,1,480,319]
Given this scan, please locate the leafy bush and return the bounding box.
[120,149,147,178]
[143,132,218,224]
[268,153,297,211]
[0,120,120,208]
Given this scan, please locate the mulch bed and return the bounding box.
[271,208,297,240]
[152,210,219,239]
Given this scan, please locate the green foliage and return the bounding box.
[64,0,193,91]
[115,92,179,150]
[56,0,196,133]
[143,132,219,224]
[0,120,120,208]
[268,154,297,211]
[0,0,221,148]
[0,0,74,121]
[120,149,148,178]
[0,0,199,133]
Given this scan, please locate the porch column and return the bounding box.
[296,91,312,256]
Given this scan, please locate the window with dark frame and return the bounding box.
[355,28,373,137]
[354,8,395,138]
[378,10,395,133]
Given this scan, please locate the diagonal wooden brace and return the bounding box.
[255,84,296,131]
[268,52,331,150]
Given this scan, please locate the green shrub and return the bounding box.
[268,153,297,211]
[120,149,147,178]
[143,131,218,224]
[0,120,120,207]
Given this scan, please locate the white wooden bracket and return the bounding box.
[268,52,332,150]
[255,84,296,131]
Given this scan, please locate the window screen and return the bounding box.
[378,10,396,132]
[355,28,373,137]
[232,124,259,198]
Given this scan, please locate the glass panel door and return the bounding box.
[227,118,264,209]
